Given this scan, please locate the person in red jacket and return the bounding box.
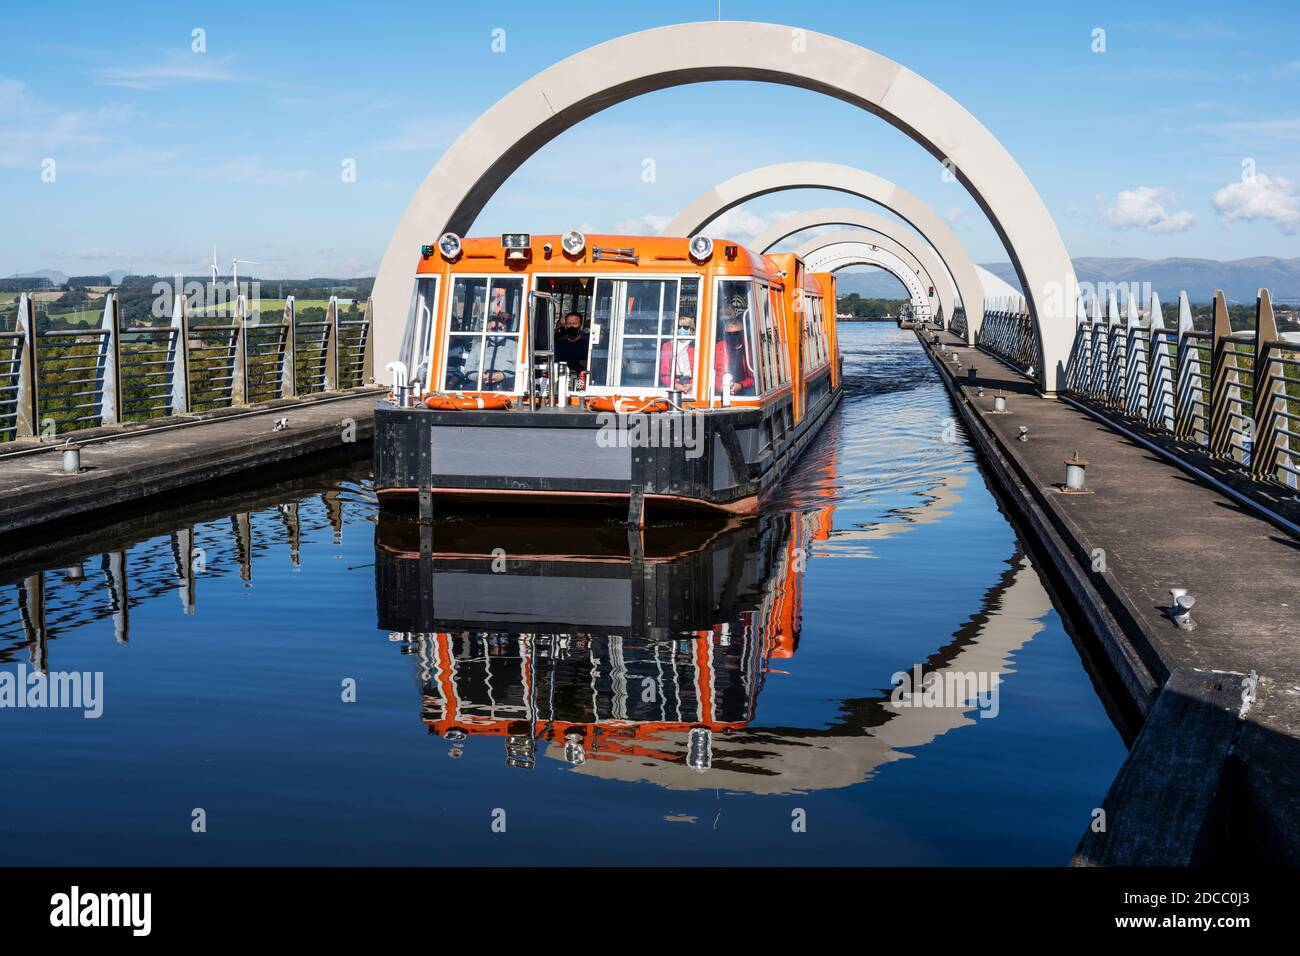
[715,311,755,395]
[659,314,696,388]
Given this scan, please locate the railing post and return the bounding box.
[1105,291,1122,408]
[1069,294,1089,392]
[97,291,122,425]
[1088,295,1103,398]
[229,294,248,407]
[168,290,191,415]
[281,295,298,398]
[1125,291,1148,419]
[361,296,375,386]
[14,293,39,439]
[1148,292,1174,431]
[1174,291,1199,442]
[323,296,339,391]
[1208,290,1241,460]
[1252,288,1283,483]
[279,296,296,399]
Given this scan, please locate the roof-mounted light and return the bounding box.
[437,232,462,260]
[688,235,714,262]
[501,233,531,262]
[561,229,586,256]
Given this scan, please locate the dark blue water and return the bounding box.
[0,325,1127,865]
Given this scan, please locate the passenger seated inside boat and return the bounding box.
[659,313,696,389]
[715,302,756,396]
[554,311,589,374]
[480,314,517,390]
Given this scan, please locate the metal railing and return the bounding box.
[0,292,374,442]
[948,308,967,341]
[976,298,1040,375]
[1064,288,1299,490]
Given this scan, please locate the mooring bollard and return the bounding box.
[993,392,1007,413]
[967,367,977,384]
[1168,588,1197,629]
[62,440,82,474]
[1018,426,1029,442]
[1064,451,1088,491]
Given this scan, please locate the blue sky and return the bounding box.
[1,0,1298,280]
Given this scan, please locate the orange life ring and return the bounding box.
[425,393,513,411]
[584,396,672,414]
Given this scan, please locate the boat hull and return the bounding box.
[374,373,840,517]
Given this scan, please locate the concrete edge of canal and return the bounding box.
[0,390,381,542]
[916,326,1300,867]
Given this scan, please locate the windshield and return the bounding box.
[587,276,699,392]
[401,277,439,386]
[442,276,524,392]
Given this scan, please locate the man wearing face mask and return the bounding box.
[481,313,517,390]
[714,305,755,396]
[553,311,589,375]
[659,313,696,389]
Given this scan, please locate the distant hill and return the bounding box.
[7,269,68,285]
[979,257,1300,304]
[833,270,912,299]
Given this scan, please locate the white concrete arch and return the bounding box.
[750,207,960,326]
[371,20,1077,392]
[665,163,988,347]
[793,230,945,322]
[811,245,934,320]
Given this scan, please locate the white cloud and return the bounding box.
[611,208,799,246]
[1211,173,1300,233]
[1101,186,1195,234]
[694,208,798,246]
[945,207,963,226]
[0,75,137,169]
[94,53,237,91]
[613,213,672,234]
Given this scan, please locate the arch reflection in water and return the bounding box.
[375,504,1051,793]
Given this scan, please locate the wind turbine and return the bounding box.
[230,257,259,288]
[209,246,220,293]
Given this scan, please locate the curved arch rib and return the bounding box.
[665,164,987,347]
[794,232,945,323]
[751,207,960,326]
[373,20,1075,392]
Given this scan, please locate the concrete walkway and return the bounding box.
[920,328,1299,864]
[0,392,380,539]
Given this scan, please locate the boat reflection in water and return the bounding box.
[376,508,825,775]
[376,499,1052,793]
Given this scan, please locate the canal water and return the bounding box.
[0,325,1127,865]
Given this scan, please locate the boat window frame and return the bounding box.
[437,273,529,394]
[709,276,762,399]
[535,271,700,397]
[402,274,441,389]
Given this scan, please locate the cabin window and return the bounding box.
[587,277,696,391]
[714,279,758,397]
[442,276,525,392]
[808,295,826,367]
[401,277,440,386]
[753,282,790,391]
[769,285,791,385]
